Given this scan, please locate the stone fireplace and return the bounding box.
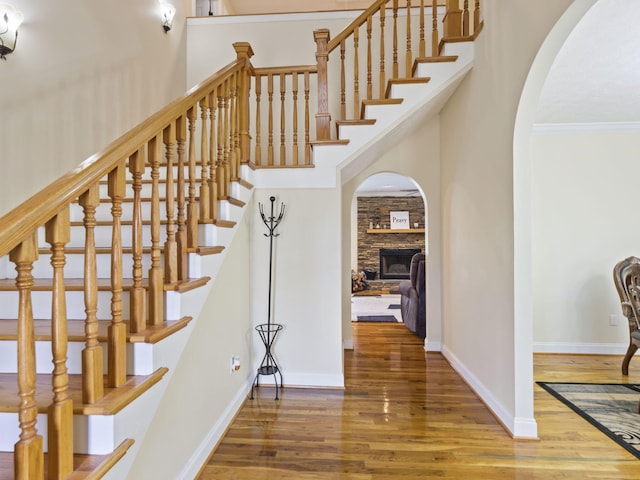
[379,248,422,279]
[356,196,425,284]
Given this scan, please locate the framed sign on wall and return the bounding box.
[390,211,409,229]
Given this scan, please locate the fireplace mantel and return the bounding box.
[366,228,425,234]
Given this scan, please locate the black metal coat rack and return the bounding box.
[250,196,286,400]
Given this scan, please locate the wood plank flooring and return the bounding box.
[198,322,640,479]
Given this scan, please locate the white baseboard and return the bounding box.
[441,345,537,439]
[533,342,628,355]
[255,371,345,389]
[425,341,441,352]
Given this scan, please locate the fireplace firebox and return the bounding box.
[379,248,421,279]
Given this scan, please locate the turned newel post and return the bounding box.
[233,42,254,167]
[314,28,331,141]
[443,0,462,38]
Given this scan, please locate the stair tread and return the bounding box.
[68,218,236,228]
[309,139,350,148]
[335,119,377,126]
[0,368,168,415]
[0,438,134,480]
[37,246,223,255]
[360,98,404,118]
[414,55,458,63]
[0,276,211,292]
[385,77,431,98]
[0,317,192,344]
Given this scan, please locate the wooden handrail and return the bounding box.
[0,58,246,260]
[328,0,389,52]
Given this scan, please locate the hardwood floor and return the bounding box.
[198,322,640,479]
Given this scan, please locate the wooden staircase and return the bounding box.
[0,1,482,478]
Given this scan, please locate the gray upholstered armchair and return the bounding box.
[399,253,426,339]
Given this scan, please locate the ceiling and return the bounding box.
[536,0,640,125]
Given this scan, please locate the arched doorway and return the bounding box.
[349,172,428,341]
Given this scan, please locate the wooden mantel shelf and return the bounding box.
[366,228,425,234]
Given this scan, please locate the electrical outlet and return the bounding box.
[230,356,241,372]
[609,314,618,326]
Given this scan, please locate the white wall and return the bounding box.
[439,0,573,438]
[186,11,358,88]
[127,209,254,479]
[252,188,344,387]
[0,0,190,217]
[531,130,640,352]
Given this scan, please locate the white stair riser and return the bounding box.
[0,290,132,320]
[199,223,235,246]
[0,339,143,376]
[70,201,170,223]
[0,287,184,320]
[30,252,152,279]
[0,411,117,455]
[38,223,167,249]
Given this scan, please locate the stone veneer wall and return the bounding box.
[357,196,426,278]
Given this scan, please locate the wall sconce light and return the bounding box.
[159,0,176,33]
[0,3,23,60]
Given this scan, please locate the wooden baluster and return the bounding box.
[199,97,211,221]
[393,0,399,78]
[46,208,73,479]
[11,233,43,480]
[353,27,360,119]
[279,73,286,166]
[474,0,480,32]
[379,2,386,98]
[186,108,199,249]
[292,72,299,166]
[463,0,469,36]
[231,72,241,181]
[255,74,262,166]
[79,185,104,404]
[233,42,254,167]
[314,28,331,141]
[419,0,425,57]
[406,0,413,77]
[176,115,188,281]
[432,0,439,56]
[208,90,218,221]
[107,164,126,388]
[267,74,274,166]
[340,41,346,120]
[304,71,311,165]
[163,123,178,284]
[216,85,224,203]
[366,16,373,100]
[224,78,231,196]
[128,150,146,333]
[148,135,164,326]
